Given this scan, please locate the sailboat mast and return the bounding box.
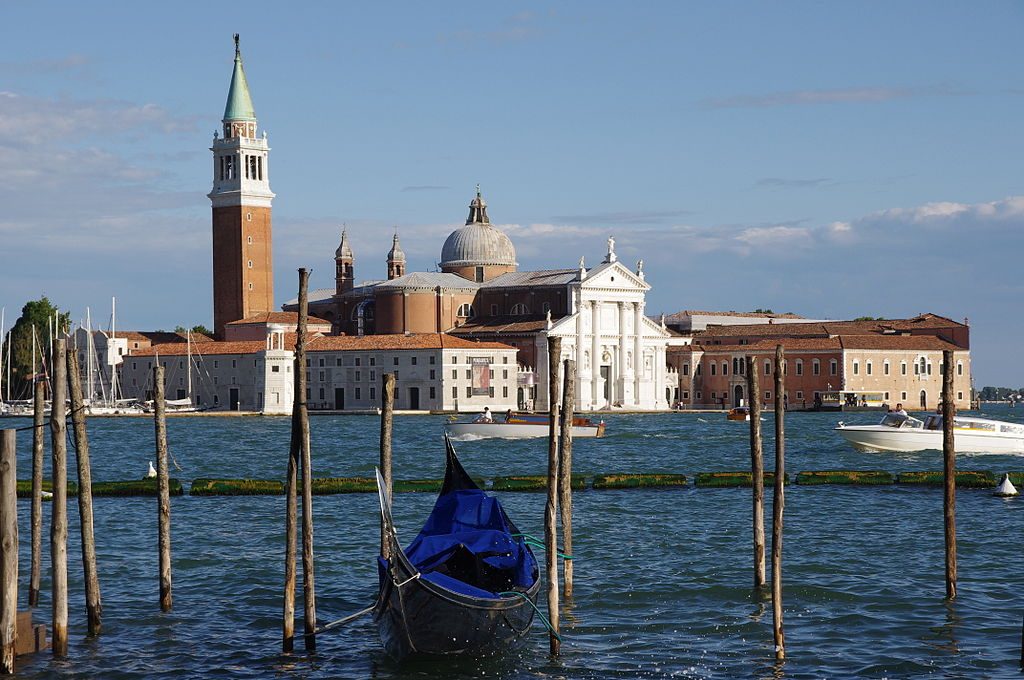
[86,307,94,404]
[32,325,37,389]
[0,307,5,404]
[187,329,192,399]
[111,296,120,401]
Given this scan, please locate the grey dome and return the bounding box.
[440,187,517,268]
[440,223,517,267]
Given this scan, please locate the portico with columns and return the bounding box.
[536,238,672,411]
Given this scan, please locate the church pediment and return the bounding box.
[581,261,650,292]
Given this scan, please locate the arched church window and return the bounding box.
[510,303,530,316]
[456,303,475,318]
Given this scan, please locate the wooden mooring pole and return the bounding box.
[558,358,575,599]
[282,271,310,654]
[153,365,172,612]
[1,429,17,674]
[50,340,68,656]
[379,373,395,559]
[29,381,45,608]
[295,269,317,651]
[941,349,957,600]
[746,356,766,590]
[545,336,562,655]
[771,346,786,660]
[67,353,102,633]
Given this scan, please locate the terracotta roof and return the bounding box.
[679,337,843,353]
[449,315,554,335]
[308,333,513,351]
[116,331,189,344]
[130,333,303,357]
[838,335,961,351]
[226,312,332,326]
[678,334,961,354]
[694,314,965,340]
[666,310,806,322]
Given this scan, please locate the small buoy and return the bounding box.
[993,473,1018,497]
[41,490,53,500]
[147,461,157,479]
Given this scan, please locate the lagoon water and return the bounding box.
[5,406,1024,678]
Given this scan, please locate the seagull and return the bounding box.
[147,461,157,479]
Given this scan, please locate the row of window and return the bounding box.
[217,153,264,181]
[695,389,967,403]
[683,357,965,378]
[456,302,554,319]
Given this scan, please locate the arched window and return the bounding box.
[957,361,963,376]
[795,359,803,376]
[722,361,729,376]
[509,303,530,315]
[456,303,475,318]
[919,357,927,375]
[764,360,771,376]
[541,301,551,314]
[812,359,820,375]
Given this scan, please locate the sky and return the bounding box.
[0,2,1021,386]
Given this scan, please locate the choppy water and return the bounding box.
[5,406,1024,678]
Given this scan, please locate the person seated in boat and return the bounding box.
[474,407,494,423]
[504,409,513,423]
[894,403,908,416]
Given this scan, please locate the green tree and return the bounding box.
[3,298,71,399]
[174,324,214,338]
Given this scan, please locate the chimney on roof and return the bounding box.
[768,318,773,324]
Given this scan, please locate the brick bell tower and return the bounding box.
[209,34,275,338]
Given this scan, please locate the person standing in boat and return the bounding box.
[475,407,494,423]
[504,409,513,423]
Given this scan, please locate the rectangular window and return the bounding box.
[957,391,963,400]
[429,386,436,400]
[355,357,361,366]
[489,386,495,398]
[132,362,137,370]
[901,391,907,400]
[884,362,890,376]
[318,358,325,367]
[452,386,458,399]
[957,363,963,376]
[884,391,890,400]
[318,371,324,381]
[901,362,907,375]
[430,370,436,379]
[430,356,436,365]
[394,357,399,366]
[337,358,343,366]
[452,369,458,379]
[394,371,398,380]
[466,369,471,379]
[503,386,508,398]
[489,369,494,379]
[829,360,837,376]
[466,386,472,398]
[765,391,771,401]
[502,369,508,379]
[355,387,361,399]
[796,391,803,400]
[370,370,376,381]
[369,357,376,366]
[812,361,819,376]
[370,387,376,400]
[319,388,325,400]
[232,360,237,368]
[272,365,280,373]
[355,371,361,381]
[214,360,219,369]
[853,362,859,376]
[710,363,717,376]
[452,356,457,365]
[411,356,418,365]
[764,361,771,376]
[867,362,872,375]
[682,364,689,376]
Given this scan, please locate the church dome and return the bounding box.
[439,187,517,268]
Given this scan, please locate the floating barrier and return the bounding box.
[91,479,184,497]
[796,470,894,485]
[592,473,687,490]
[1008,472,1024,488]
[694,471,785,488]
[16,480,79,498]
[492,475,586,492]
[190,478,285,496]
[897,470,995,488]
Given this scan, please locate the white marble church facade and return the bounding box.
[533,240,676,412]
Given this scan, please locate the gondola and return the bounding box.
[373,434,541,660]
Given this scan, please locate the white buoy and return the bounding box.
[993,473,1018,497]
[147,461,157,479]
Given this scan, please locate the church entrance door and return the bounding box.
[409,387,420,410]
[600,366,611,403]
[334,388,344,410]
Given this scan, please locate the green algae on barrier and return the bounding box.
[796,470,894,485]
[593,473,687,489]
[694,471,785,488]
[91,479,184,497]
[896,470,996,488]
[16,479,80,498]
[1007,472,1024,487]
[190,478,285,496]
[492,474,586,492]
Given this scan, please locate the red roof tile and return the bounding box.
[226,312,332,326]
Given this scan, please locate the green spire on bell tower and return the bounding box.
[223,33,257,122]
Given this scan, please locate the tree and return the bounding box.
[3,298,71,400]
[174,324,214,338]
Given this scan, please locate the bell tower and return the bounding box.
[209,34,275,338]
[386,231,406,280]
[335,228,354,295]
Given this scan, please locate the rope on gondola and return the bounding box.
[511,533,573,560]
[498,591,562,642]
[313,604,375,635]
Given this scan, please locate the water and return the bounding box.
[5,406,1023,678]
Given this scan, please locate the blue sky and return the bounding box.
[1,2,1021,385]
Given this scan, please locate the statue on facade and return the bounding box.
[606,236,617,262]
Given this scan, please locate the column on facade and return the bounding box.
[538,334,549,411]
[655,346,665,409]
[591,301,601,408]
[618,301,628,406]
[576,298,586,404]
[633,301,643,406]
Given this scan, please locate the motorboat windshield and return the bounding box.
[880,413,924,429]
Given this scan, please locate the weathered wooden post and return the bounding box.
[282,270,310,653]
[294,269,317,651]
[746,356,766,590]
[50,340,68,656]
[153,365,172,612]
[545,336,562,655]
[379,373,395,559]
[771,345,786,660]
[557,358,575,598]
[29,381,44,608]
[942,349,957,600]
[67,353,102,633]
[1,429,17,674]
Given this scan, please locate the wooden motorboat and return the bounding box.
[373,435,541,659]
[726,407,750,422]
[446,412,605,439]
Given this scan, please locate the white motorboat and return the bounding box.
[446,412,606,440]
[835,412,1024,454]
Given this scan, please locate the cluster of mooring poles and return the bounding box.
[543,337,576,656]
[743,346,967,664]
[282,268,318,653]
[1,330,179,673]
